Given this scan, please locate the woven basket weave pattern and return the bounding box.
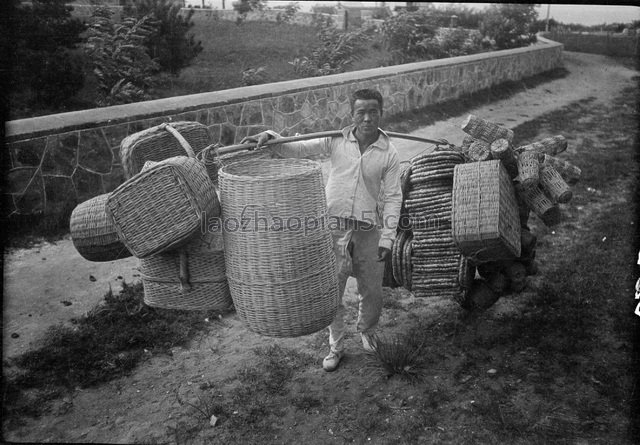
[107,156,219,258]
[139,230,231,311]
[120,122,213,179]
[452,160,521,262]
[462,115,514,144]
[219,158,339,337]
[70,193,132,262]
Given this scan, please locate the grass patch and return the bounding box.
[2,281,223,428]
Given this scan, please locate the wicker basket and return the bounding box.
[467,139,492,162]
[70,193,132,262]
[452,160,521,263]
[218,158,339,337]
[516,135,567,157]
[120,121,213,179]
[517,184,561,226]
[461,114,514,144]
[539,164,572,203]
[106,156,220,258]
[516,150,540,189]
[197,145,275,186]
[139,228,231,310]
[540,154,582,185]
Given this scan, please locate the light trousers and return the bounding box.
[328,222,384,353]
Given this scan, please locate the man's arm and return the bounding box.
[378,149,403,252]
[243,130,332,160]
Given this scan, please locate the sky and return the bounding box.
[261,2,640,26]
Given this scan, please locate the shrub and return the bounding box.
[131,0,203,75]
[380,9,439,64]
[275,2,300,24]
[84,6,160,106]
[241,66,268,86]
[480,4,538,50]
[289,17,371,77]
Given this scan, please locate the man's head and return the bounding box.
[350,89,383,115]
[350,89,383,141]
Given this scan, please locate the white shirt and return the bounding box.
[268,126,402,250]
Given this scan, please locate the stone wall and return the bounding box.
[542,31,639,58]
[3,37,563,225]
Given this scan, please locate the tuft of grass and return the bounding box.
[2,281,223,427]
[365,330,429,381]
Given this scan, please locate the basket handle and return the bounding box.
[160,123,196,158]
[179,249,192,292]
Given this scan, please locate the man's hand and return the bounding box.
[240,131,273,150]
[377,247,391,262]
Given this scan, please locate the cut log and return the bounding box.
[486,271,509,295]
[506,261,527,292]
[539,165,573,203]
[461,114,514,144]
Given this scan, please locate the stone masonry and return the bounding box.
[4,38,563,225]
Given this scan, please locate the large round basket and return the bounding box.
[218,158,339,337]
[70,193,132,262]
[139,228,232,311]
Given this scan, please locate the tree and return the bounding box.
[480,4,538,50]
[380,9,440,63]
[130,0,203,75]
[7,0,86,114]
[84,7,159,106]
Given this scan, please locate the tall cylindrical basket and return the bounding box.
[218,158,339,337]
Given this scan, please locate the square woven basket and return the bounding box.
[120,121,213,179]
[452,160,521,263]
[106,156,219,258]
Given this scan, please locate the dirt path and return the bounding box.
[2,50,638,444]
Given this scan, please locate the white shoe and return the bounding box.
[322,350,344,372]
[361,333,376,352]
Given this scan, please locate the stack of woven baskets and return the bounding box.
[400,150,474,301]
[70,121,233,311]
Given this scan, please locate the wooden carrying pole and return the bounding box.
[215,131,451,156]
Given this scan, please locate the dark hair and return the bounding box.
[350,89,383,114]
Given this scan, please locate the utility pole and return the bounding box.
[545,4,551,32]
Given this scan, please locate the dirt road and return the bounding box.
[2,50,638,444]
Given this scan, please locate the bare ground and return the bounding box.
[2,51,639,444]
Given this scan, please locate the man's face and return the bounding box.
[352,99,382,139]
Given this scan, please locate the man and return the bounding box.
[242,89,402,372]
